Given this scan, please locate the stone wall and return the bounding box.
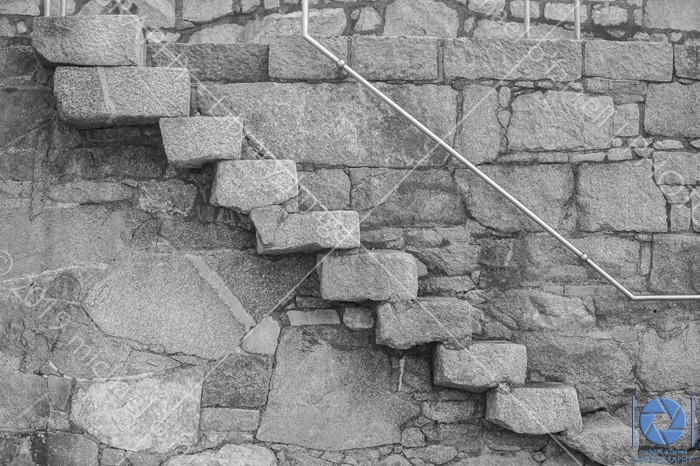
[2,13,700,466]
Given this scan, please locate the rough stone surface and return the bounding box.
[613,103,640,137]
[383,0,458,37]
[269,36,348,80]
[197,83,456,168]
[351,36,439,81]
[434,342,527,392]
[469,0,505,15]
[508,91,613,151]
[654,151,700,185]
[138,179,198,216]
[160,117,243,168]
[639,323,700,392]
[287,309,340,326]
[0,369,49,432]
[241,317,280,355]
[560,412,637,466]
[375,298,477,350]
[182,0,233,22]
[645,83,700,138]
[71,367,204,453]
[444,39,582,81]
[404,445,458,464]
[211,160,298,213]
[342,307,375,330]
[164,444,277,465]
[675,45,700,80]
[318,250,419,302]
[650,234,700,294]
[48,180,134,203]
[356,7,382,32]
[202,353,273,408]
[252,207,361,254]
[32,15,145,67]
[54,66,190,128]
[584,40,673,82]
[200,408,260,432]
[299,169,351,211]
[47,433,98,466]
[148,43,269,82]
[486,383,583,434]
[456,164,573,233]
[257,326,419,450]
[591,4,628,26]
[577,161,667,232]
[455,84,500,164]
[644,0,700,31]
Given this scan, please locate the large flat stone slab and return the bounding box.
[160,117,243,168]
[486,383,583,435]
[508,91,613,151]
[434,342,527,392]
[0,369,49,432]
[163,445,277,466]
[202,353,273,408]
[584,41,673,82]
[71,367,204,453]
[645,83,700,138]
[33,15,145,67]
[375,298,477,350]
[318,250,419,302]
[251,206,360,254]
[444,39,582,81]
[196,82,456,168]
[54,66,190,128]
[256,326,419,450]
[351,36,439,81]
[211,160,298,213]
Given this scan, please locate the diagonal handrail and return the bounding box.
[301,0,700,302]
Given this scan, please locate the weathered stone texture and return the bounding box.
[508,91,613,151]
[641,323,700,392]
[257,326,419,450]
[649,235,700,294]
[644,0,700,31]
[584,40,672,82]
[54,67,190,128]
[196,82,456,167]
[675,45,700,81]
[48,145,167,182]
[241,317,280,356]
[138,179,197,216]
[48,180,134,203]
[613,103,639,137]
[0,369,49,431]
[182,0,233,22]
[653,151,700,186]
[211,160,298,213]
[455,85,500,164]
[47,433,98,466]
[350,168,466,228]
[645,83,700,138]
[456,164,573,233]
[383,0,458,37]
[163,445,277,466]
[32,15,145,67]
[434,342,527,392]
[148,43,269,82]
[299,169,351,211]
[577,161,667,232]
[351,36,439,81]
[202,353,273,408]
[200,408,260,432]
[0,84,54,147]
[560,412,636,466]
[269,36,348,80]
[318,250,419,302]
[444,40,582,81]
[71,367,204,453]
[486,383,582,434]
[160,117,242,168]
[375,298,477,349]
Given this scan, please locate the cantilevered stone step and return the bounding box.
[318,250,418,302]
[434,341,527,392]
[560,412,637,466]
[54,67,190,128]
[486,383,583,435]
[251,206,360,254]
[160,117,243,168]
[211,160,298,213]
[375,298,477,350]
[33,15,145,67]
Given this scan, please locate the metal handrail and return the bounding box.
[301,0,700,302]
[523,0,581,40]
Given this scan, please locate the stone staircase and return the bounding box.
[33,14,633,466]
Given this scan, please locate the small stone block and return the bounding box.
[211,160,298,213]
[434,341,527,392]
[287,309,341,326]
[342,306,375,330]
[486,383,583,434]
[160,117,243,168]
[318,250,418,302]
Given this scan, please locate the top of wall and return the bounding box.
[0,0,699,45]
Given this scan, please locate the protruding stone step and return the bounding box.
[375,298,477,350]
[560,411,637,466]
[318,250,418,302]
[251,206,360,254]
[211,160,298,213]
[160,117,243,168]
[433,341,527,392]
[54,67,190,128]
[486,383,583,435]
[33,15,145,67]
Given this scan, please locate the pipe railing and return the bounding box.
[44,0,67,17]
[523,0,581,40]
[301,0,700,302]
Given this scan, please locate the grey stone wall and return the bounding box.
[1,18,700,466]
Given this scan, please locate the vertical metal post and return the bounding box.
[574,0,581,40]
[523,0,531,39]
[44,0,51,16]
[60,0,67,16]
